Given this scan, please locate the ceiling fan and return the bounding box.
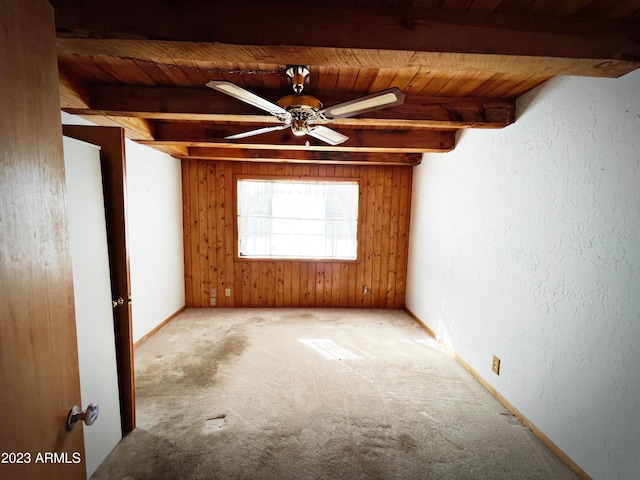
[205,65,405,146]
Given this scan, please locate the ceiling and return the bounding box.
[53,0,640,166]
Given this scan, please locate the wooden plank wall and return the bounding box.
[182,160,412,308]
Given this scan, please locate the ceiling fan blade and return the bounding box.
[307,126,349,145]
[320,87,405,119]
[226,124,289,140]
[206,80,288,116]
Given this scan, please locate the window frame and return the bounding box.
[233,174,364,263]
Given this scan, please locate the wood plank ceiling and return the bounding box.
[53,0,640,166]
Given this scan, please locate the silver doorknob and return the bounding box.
[66,403,99,431]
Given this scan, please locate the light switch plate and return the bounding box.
[492,356,501,375]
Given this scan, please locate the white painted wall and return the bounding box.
[126,140,185,342]
[61,113,185,343]
[64,137,121,478]
[406,69,640,480]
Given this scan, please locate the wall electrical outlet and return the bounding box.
[492,356,501,375]
[225,288,231,297]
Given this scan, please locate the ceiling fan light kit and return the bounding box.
[206,65,406,146]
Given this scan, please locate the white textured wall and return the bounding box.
[126,141,185,342]
[61,113,185,343]
[406,70,640,480]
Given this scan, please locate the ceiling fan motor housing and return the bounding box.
[277,94,323,110]
[277,94,324,135]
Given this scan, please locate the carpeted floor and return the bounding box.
[91,309,578,480]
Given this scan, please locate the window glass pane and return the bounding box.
[237,179,358,260]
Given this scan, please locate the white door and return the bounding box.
[63,136,122,478]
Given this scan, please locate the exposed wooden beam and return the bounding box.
[61,111,156,142]
[63,85,515,129]
[185,147,422,166]
[58,67,89,109]
[148,122,455,153]
[52,1,640,76]
[77,116,154,141]
[109,116,154,141]
[59,69,156,141]
[56,38,637,78]
[52,1,640,59]
[145,144,188,158]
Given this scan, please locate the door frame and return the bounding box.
[62,125,136,435]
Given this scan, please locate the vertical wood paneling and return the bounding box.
[224,163,235,306]
[275,261,284,307]
[372,167,384,307]
[215,161,228,307]
[291,262,300,307]
[348,261,358,306]
[363,166,375,307]
[340,263,349,307]
[387,168,401,307]
[283,261,292,306]
[269,265,277,307]
[249,263,257,305]
[209,161,219,305]
[307,263,316,306]
[317,263,325,306]
[189,158,201,305]
[379,167,393,308]
[325,263,334,307]
[396,167,412,308]
[182,160,193,306]
[182,160,412,308]
[197,161,209,306]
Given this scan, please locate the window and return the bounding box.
[237,178,359,260]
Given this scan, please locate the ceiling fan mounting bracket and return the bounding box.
[285,65,310,94]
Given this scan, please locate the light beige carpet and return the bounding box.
[91,308,578,480]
